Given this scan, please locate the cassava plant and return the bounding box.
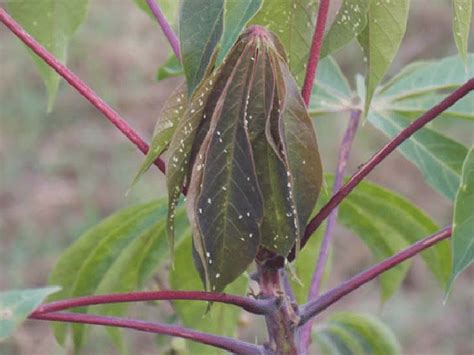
[1,0,473,354]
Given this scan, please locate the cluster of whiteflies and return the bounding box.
[145,26,322,292]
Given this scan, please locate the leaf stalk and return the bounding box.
[301,0,331,106]
[33,290,279,316]
[299,109,361,350]
[30,311,265,354]
[295,77,474,259]
[145,0,181,59]
[0,7,166,174]
[298,227,452,325]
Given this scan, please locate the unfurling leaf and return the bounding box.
[131,84,187,188]
[165,26,322,292]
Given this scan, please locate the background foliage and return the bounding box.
[0,0,473,354]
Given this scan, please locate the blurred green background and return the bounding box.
[0,0,473,354]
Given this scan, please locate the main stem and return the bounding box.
[0,8,166,173]
[258,265,299,354]
[299,109,361,350]
[298,227,452,324]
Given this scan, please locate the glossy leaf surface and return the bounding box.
[320,0,369,58]
[191,43,263,291]
[0,287,60,341]
[251,0,319,85]
[132,84,187,187]
[8,0,89,110]
[248,51,298,255]
[447,147,474,292]
[272,51,323,254]
[217,0,262,65]
[179,0,224,94]
[357,0,409,112]
[166,41,247,266]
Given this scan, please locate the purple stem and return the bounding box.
[146,0,181,59]
[30,311,264,354]
[289,77,474,262]
[0,8,166,174]
[298,226,452,325]
[33,290,279,316]
[299,109,361,349]
[301,0,330,106]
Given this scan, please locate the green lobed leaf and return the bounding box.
[156,55,184,81]
[377,54,474,100]
[320,0,369,58]
[216,0,263,65]
[0,287,60,342]
[368,111,469,201]
[131,84,187,188]
[179,0,224,95]
[384,93,474,122]
[169,236,248,354]
[48,200,187,350]
[191,42,264,291]
[315,312,401,355]
[309,56,354,115]
[8,0,89,111]
[251,0,319,86]
[447,146,474,293]
[93,208,189,349]
[357,0,410,113]
[318,176,450,301]
[452,0,472,62]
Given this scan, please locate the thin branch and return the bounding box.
[33,290,279,316]
[301,0,330,106]
[30,311,265,354]
[145,0,181,59]
[0,8,166,174]
[292,77,474,259]
[298,226,452,325]
[299,109,361,350]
